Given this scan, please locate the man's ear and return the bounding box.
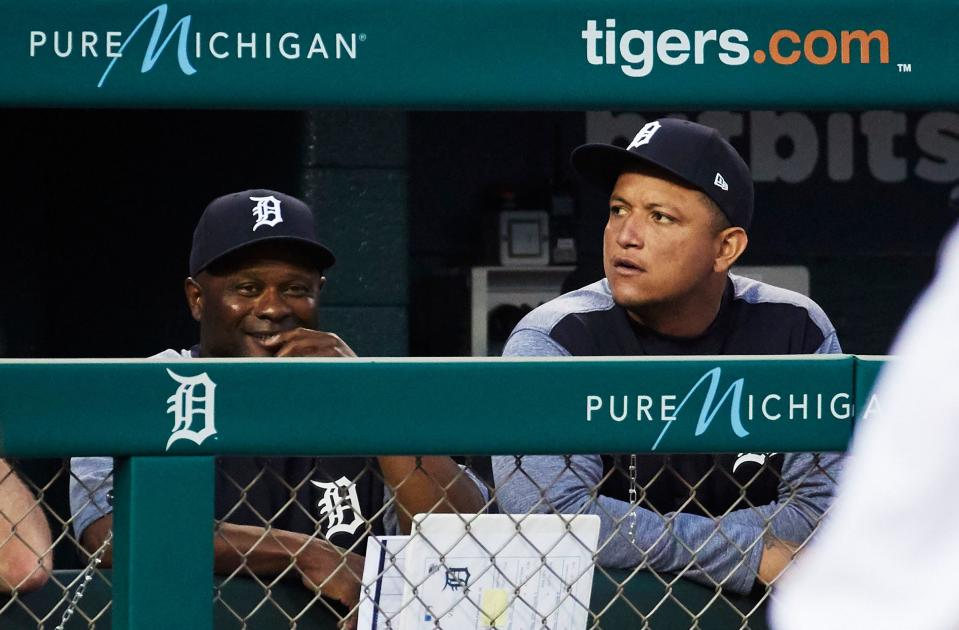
[714,227,748,273]
[184,277,203,322]
[317,276,327,293]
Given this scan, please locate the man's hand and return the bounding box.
[298,540,365,629]
[213,522,364,628]
[378,456,486,534]
[758,532,799,585]
[258,328,357,358]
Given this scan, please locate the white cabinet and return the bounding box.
[468,265,809,357]
[732,265,809,297]
[470,266,574,356]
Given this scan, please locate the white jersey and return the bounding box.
[772,223,959,630]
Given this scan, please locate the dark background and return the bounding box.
[2,109,954,359]
[0,109,303,357]
[2,107,955,569]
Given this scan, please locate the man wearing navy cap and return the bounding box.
[493,120,842,594]
[70,190,485,620]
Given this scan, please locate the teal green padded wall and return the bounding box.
[300,111,409,357]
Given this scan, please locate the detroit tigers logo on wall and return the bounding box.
[165,369,217,450]
[311,477,365,538]
[250,195,283,231]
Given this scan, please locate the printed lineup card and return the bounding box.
[359,535,411,630]
[398,514,600,630]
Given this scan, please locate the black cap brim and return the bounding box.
[191,235,336,277]
[571,144,702,196]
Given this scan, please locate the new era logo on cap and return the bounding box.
[251,195,284,231]
[714,173,729,191]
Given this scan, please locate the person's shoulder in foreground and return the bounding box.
[772,223,959,629]
[494,118,841,595]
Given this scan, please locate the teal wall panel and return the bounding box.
[1,1,955,108]
[0,356,854,457]
[299,111,410,356]
[319,306,408,357]
[303,111,408,168]
[854,355,890,429]
[303,168,409,306]
[113,456,213,630]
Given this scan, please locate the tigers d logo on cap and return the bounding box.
[570,118,755,230]
[188,188,336,276]
[250,195,284,231]
[627,121,662,149]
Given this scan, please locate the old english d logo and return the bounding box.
[165,369,217,450]
[312,477,365,538]
[250,195,283,231]
[627,121,661,150]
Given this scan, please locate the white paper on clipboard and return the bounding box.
[398,514,600,630]
[358,535,411,630]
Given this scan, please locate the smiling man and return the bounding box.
[493,119,842,594]
[70,190,485,621]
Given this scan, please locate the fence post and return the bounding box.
[113,456,214,630]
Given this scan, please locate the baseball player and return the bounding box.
[493,119,842,594]
[70,190,486,619]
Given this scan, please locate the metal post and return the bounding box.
[113,456,213,630]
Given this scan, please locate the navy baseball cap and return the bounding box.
[571,119,754,230]
[189,189,336,276]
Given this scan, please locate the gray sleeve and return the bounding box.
[492,452,839,594]
[720,452,841,541]
[69,457,114,541]
[496,318,841,592]
[459,464,491,505]
[381,486,399,536]
[815,331,842,354]
[502,328,570,357]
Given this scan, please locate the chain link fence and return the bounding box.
[0,459,110,628]
[0,453,838,629]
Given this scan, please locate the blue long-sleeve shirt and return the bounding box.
[492,275,842,594]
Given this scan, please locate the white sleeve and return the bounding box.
[772,224,959,630]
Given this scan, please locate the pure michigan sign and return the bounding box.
[0,356,861,457]
[3,0,957,108]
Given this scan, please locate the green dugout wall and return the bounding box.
[0,356,889,628]
[0,356,864,457]
[0,0,951,627]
